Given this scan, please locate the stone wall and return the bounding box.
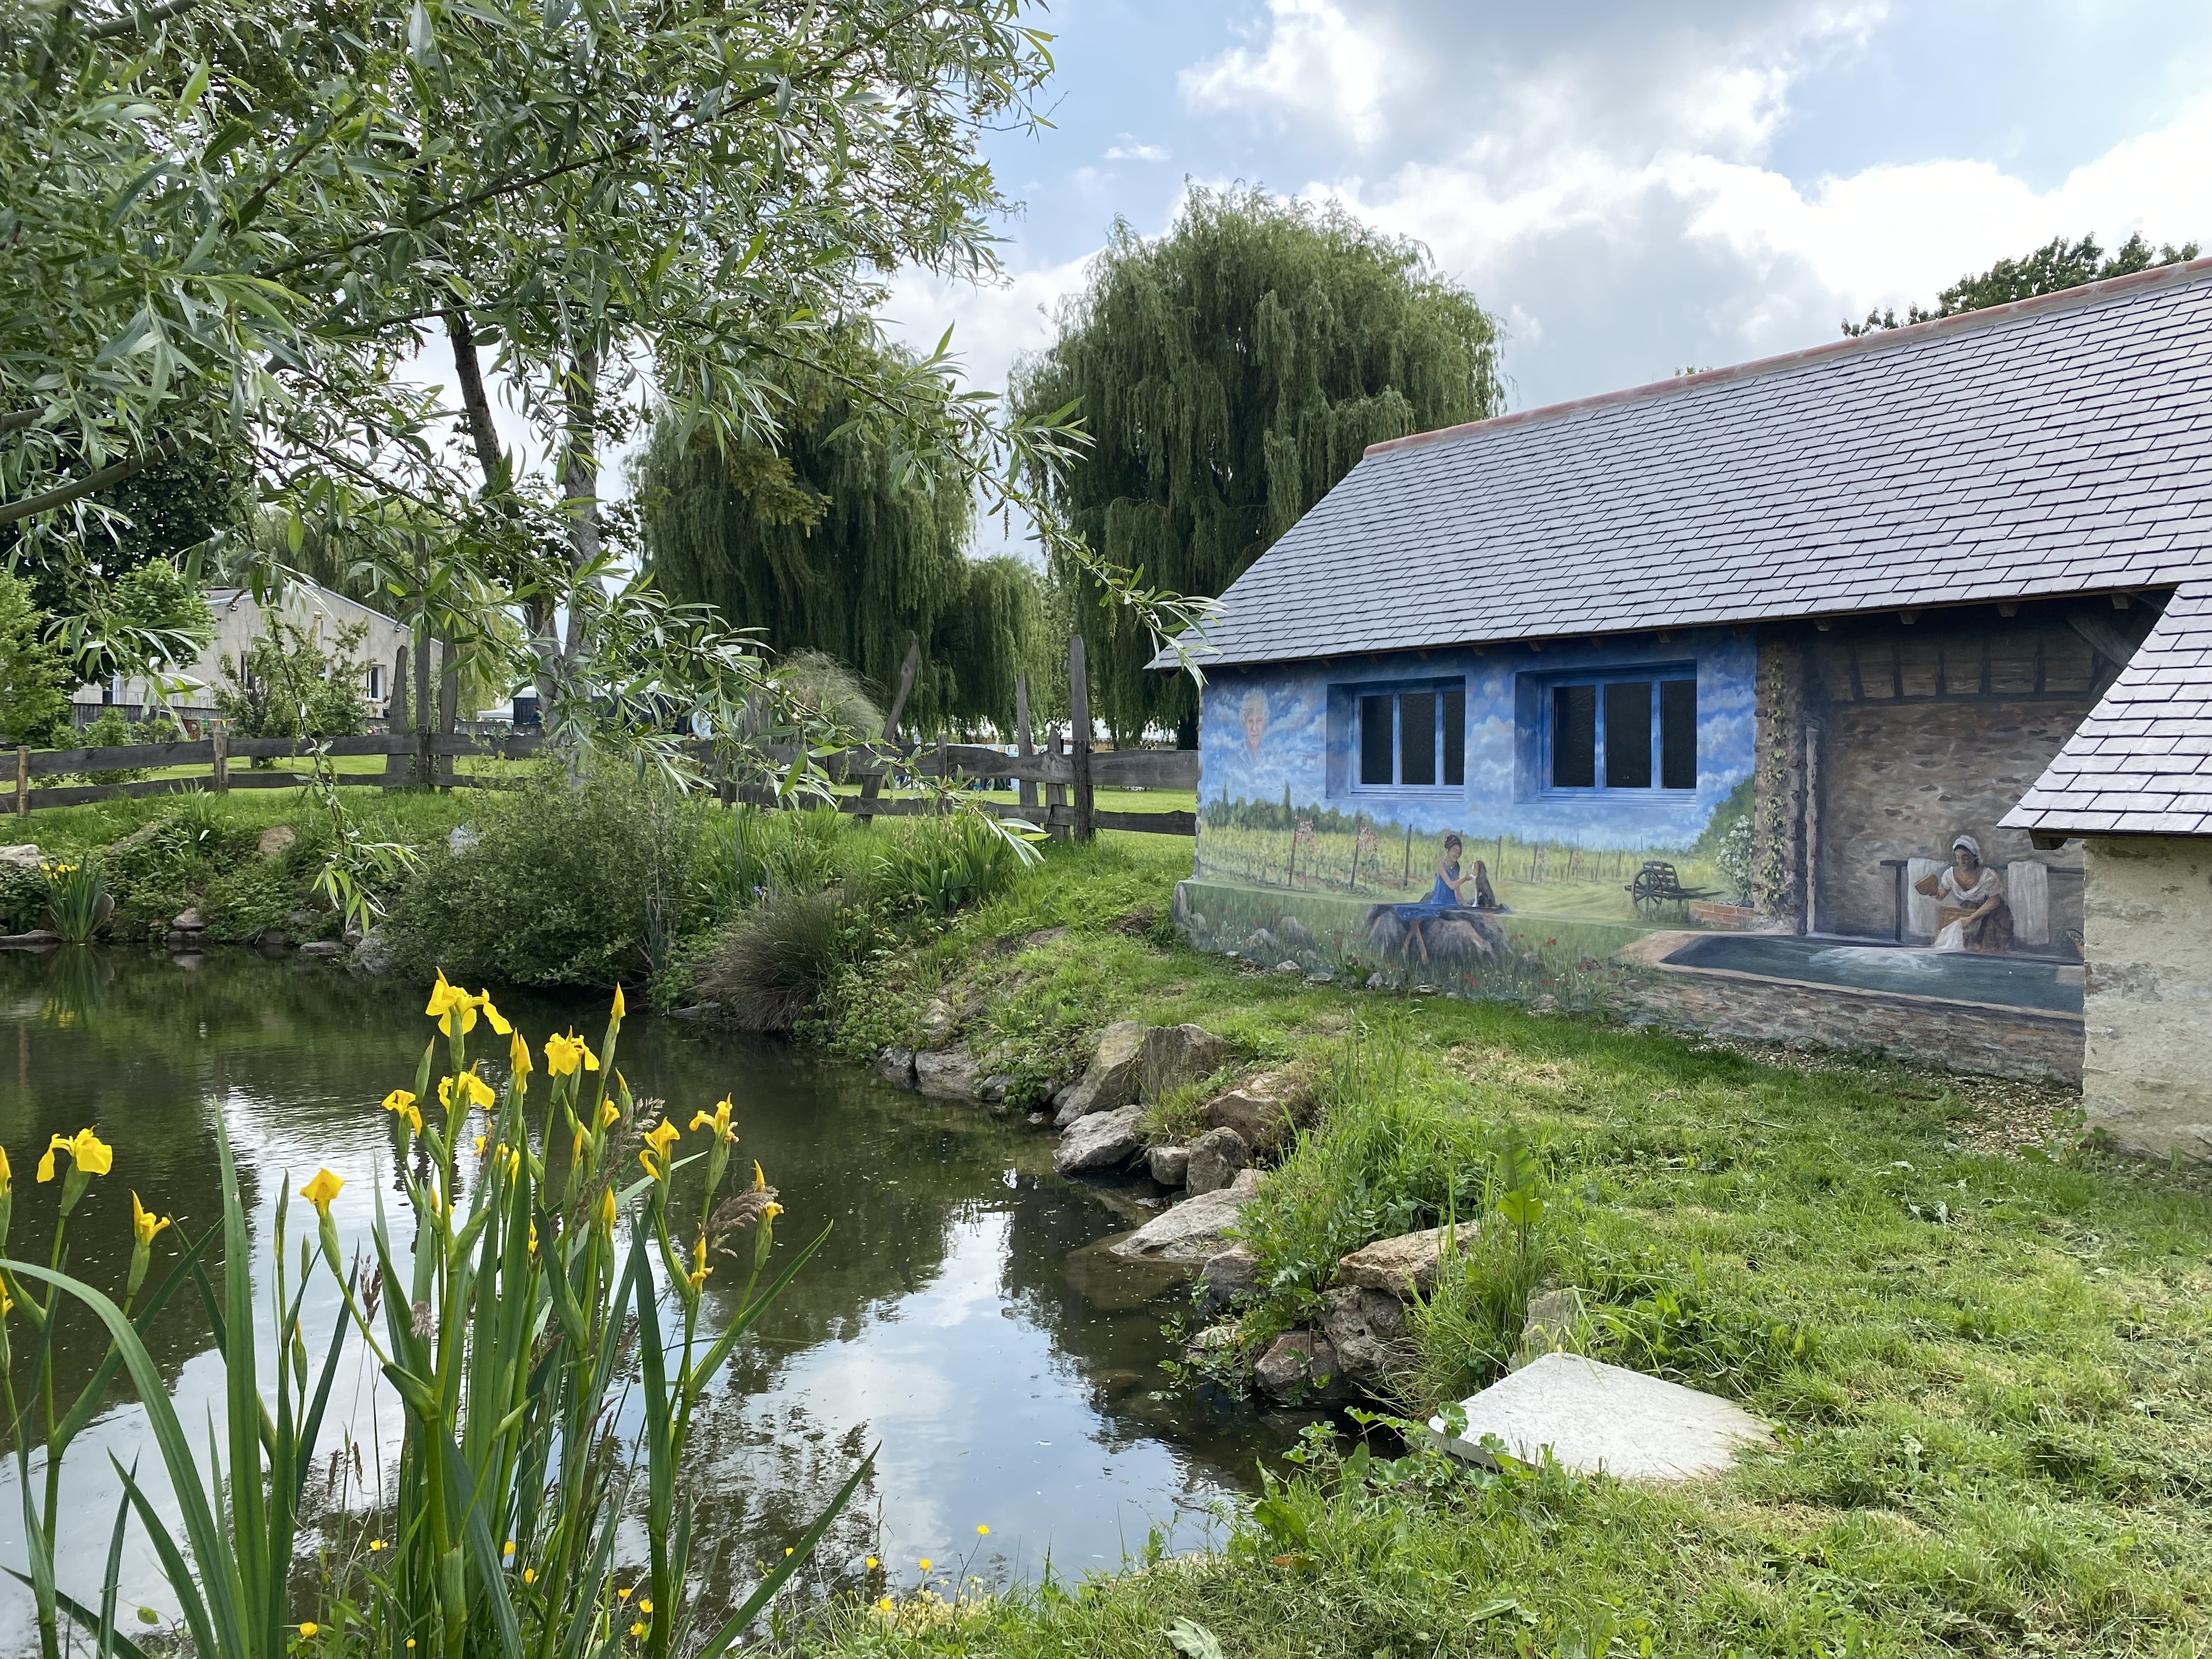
[1813,697,2091,943]
[2080,836,2212,1159]
[1623,962,2085,1084]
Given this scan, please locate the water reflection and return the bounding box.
[0,948,1286,1648]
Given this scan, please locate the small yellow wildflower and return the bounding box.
[877,1598,893,1613]
[976,1524,990,1537]
[503,1539,516,1558]
[627,1623,645,1640]
[866,1557,878,1571]
[301,1169,343,1214]
[38,1128,113,1182]
[918,1558,932,1572]
[298,1623,318,1639]
[616,1587,633,1602]
[782,1548,793,1558]
[637,1599,652,1615]
[368,1539,386,1553]
[522,1568,536,1585]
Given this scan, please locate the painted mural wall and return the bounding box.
[1183,629,1758,987]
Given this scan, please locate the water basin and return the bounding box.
[1661,933,2084,1014]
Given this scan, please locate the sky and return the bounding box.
[884,0,2212,430]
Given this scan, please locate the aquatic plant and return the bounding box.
[0,979,865,1659]
[41,857,110,941]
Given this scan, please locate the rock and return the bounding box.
[1103,1168,1263,1262]
[1337,1224,1477,1299]
[1255,1331,1353,1404]
[0,930,60,948]
[1054,1103,1147,1175]
[1306,972,1335,985]
[1319,1286,1409,1386]
[979,1074,1015,1103]
[1276,960,1301,974]
[1206,1080,1297,1156]
[448,825,479,853]
[1053,1020,1146,1126]
[1199,1246,1259,1311]
[257,825,297,859]
[1026,1111,1048,1126]
[171,906,204,932]
[1365,972,1386,990]
[1139,1024,1233,1101]
[1147,1144,1190,1187]
[875,1047,918,1088]
[1187,1322,1241,1354]
[1276,914,1315,951]
[1430,1352,1774,1481]
[352,924,396,974]
[254,929,290,950]
[298,940,345,958]
[0,845,40,871]
[1184,1126,1250,1195]
[1023,926,1067,950]
[917,997,958,1047]
[1513,1284,1587,1370]
[913,1049,981,1100]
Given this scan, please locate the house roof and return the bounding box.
[2002,583,2212,838]
[1160,256,2212,671]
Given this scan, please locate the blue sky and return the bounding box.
[886,0,2212,419]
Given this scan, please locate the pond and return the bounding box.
[0,947,1288,1650]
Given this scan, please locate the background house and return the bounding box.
[73,580,410,727]
[1166,256,2212,1092]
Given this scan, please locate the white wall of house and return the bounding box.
[71,582,411,721]
[2080,834,2212,1160]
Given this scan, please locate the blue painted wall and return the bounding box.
[1193,628,1757,911]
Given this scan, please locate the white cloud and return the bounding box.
[1104,139,1171,163]
[1180,0,1397,148]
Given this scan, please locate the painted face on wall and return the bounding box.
[1241,690,1269,759]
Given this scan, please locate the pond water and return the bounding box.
[0,947,1287,1649]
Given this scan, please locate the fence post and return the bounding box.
[211,721,229,794]
[1045,731,1068,840]
[1067,634,1094,843]
[14,746,25,819]
[1014,671,1037,814]
[437,628,460,786]
[855,634,920,827]
[384,646,411,788]
[935,733,952,815]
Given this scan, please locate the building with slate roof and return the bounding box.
[1166,257,2212,1128]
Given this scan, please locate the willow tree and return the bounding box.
[1014,187,1504,743]
[640,351,1042,735]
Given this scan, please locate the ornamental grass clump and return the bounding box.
[0,976,866,1659]
[41,857,110,942]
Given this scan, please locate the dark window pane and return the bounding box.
[1441,687,1465,786]
[1604,681,1652,788]
[1660,679,1697,789]
[1359,695,1394,785]
[1552,684,1596,788]
[1400,691,1437,786]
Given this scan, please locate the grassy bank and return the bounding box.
[804,836,2212,1657]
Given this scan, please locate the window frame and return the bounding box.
[1537,667,1699,798]
[1348,678,1466,793]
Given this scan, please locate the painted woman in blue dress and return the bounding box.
[1391,834,1501,958]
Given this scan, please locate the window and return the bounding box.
[366,665,385,701]
[1355,683,1465,789]
[1547,673,1695,792]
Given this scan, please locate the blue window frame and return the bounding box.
[1543,670,1696,793]
[1353,680,1464,789]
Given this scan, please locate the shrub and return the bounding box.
[75,705,189,783]
[211,614,370,754]
[0,861,44,932]
[696,888,875,1030]
[386,766,712,987]
[0,570,72,749]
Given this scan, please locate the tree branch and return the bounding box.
[0,443,174,528]
[83,0,200,39]
[444,306,506,486]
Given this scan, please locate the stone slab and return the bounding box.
[1429,1352,1772,1482]
[1101,1168,1261,1262]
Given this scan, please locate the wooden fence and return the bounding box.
[13,634,1201,837]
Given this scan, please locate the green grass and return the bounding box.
[805,836,2212,1658]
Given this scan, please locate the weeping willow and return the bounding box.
[639,346,1040,735]
[1014,187,1504,743]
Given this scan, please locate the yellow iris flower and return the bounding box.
[0,1144,11,1193]
[544,1031,599,1077]
[425,972,511,1037]
[510,1031,533,1077]
[381,1088,422,1135]
[38,1128,112,1183]
[688,1097,736,1142]
[301,1169,344,1214]
[130,1191,170,1248]
[638,1120,679,1181]
[686,1235,710,1290]
[611,985,627,1020]
[598,1098,620,1130]
[438,1069,497,1112]
[596,1186,617,1234]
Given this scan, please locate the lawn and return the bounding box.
[810,834,2212,1658]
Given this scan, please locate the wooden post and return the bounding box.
[855,635,921,826]
[1068,634,1094,843]
[437,629,460,786]
[415,619,434,791]
[384,646,411,788]
[211,720,229,793]
[1014,672,1037,811]
[14,747,26,819]
[1045,730,1068,841]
